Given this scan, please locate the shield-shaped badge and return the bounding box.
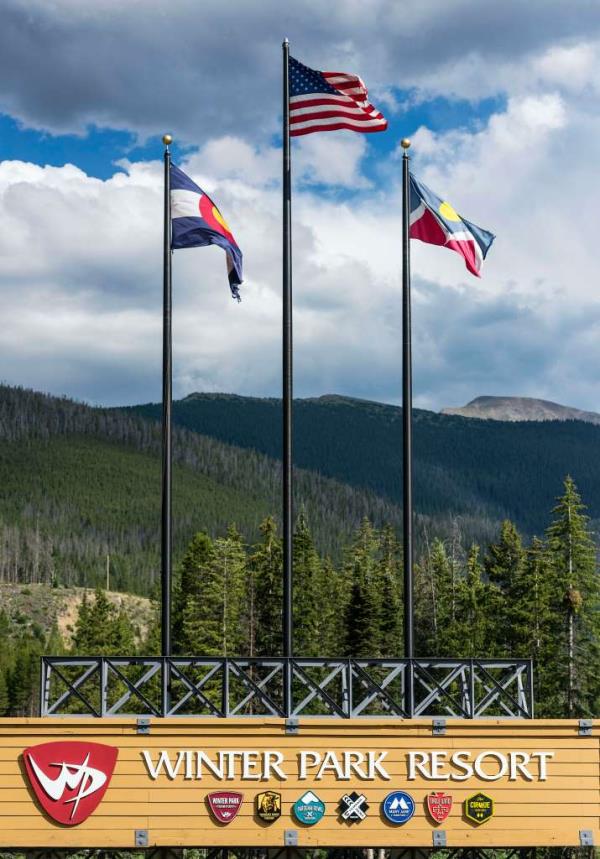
[256,790,281,822]
[23,741,118,826]
[207,791,243,824]
[427,791,452,823]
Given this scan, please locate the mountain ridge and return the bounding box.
[442,395,600,425]
[126,390,600,536]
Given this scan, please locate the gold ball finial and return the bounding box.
[162,134,173,146]
[401,138,411,150]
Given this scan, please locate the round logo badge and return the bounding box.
[382,791,415,824]
[293,790,325,825]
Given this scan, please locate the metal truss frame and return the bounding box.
[40,656,533,718]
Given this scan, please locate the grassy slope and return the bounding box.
[0,582,152,647]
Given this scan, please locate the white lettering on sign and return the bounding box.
[406,750,554,781]
[298,751,390,781]
[142,750,286,781]
[141,748,554,782]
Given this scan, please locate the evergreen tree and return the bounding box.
[71,592,92,651]
[343,519,382,657]
[416,537,460,656]
[484,520,526,656]
[110,606,136,654]
[319,556,347,656]
[455,544,488,657]
[293,513,325,656]
[250,517,283,657]
[178,528,246,655]
[143,600,162,656]
[545,476,600,716]
[521,536,555,711]
[377,526,402,657]
[173,532,214,652]
[8,640,41,716]
[0,669,8,715]
[71,588,136,656]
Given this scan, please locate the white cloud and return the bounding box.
[1,0,599,141]
[2,4,600,414]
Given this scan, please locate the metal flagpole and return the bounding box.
[401,138,414,708]
[282,39,293,699]
[161,133,173,659]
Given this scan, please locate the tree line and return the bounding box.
[1,474,596,718]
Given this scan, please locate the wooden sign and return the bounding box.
[0,717,598,849]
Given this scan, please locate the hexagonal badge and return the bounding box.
[464,792,494,824]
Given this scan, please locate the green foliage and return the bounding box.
[484,520,527,656]
[71,587,137,655]
[293,512,326,656]
[174,529,246,656]
[249,516,283,657]
[130,391,600,538]
[0,380,597,721]
[542,476,600,716]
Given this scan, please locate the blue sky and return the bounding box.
[0,89,506,183]
[1,0,600,411]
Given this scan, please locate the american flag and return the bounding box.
[289,56,388,137]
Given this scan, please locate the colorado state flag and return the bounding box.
[170,163,243,300]
[409,174,494,277]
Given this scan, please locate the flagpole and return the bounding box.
[161,133,173,659]
[282,39,294,687]
[401,138,414,702]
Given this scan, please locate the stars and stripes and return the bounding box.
[409,174,495,277]
[288,56,387,136]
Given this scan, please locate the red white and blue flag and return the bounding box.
[289,56,387,136]
[170,163,243,301]
[409,174,495,277]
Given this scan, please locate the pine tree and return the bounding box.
[319,556,347,656]
[173,532,214,652]
[143,600,162,656]
[343,519,382,657]
[455,544,488,657]
[8,640,41,716]
[0,669,8,715]
[520,536,555,711]
[110,606,136,654]
[293,513,324,656]
[545,476,600,716]
[71,591,92,652]
[178,528,246,655]
[377,526,402,657]
[484,520,526,656]
[250,517,283,657]
[71,588,135,656]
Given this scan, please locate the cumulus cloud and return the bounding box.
[2,2,600,413]
[1,0,600,141]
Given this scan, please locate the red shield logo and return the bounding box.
[23,741,118,826]
[207,791,243,824]
[427,791,453,823]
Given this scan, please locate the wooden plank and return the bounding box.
[0,717,596,849]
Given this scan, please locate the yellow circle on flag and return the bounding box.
[439,201,461,221]
[212,205,231,232]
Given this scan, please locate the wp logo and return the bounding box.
[23,741,118,825]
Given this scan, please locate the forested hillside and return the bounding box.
[0,385,418,593]
[2,477,598,719]
[129,392,600,535]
